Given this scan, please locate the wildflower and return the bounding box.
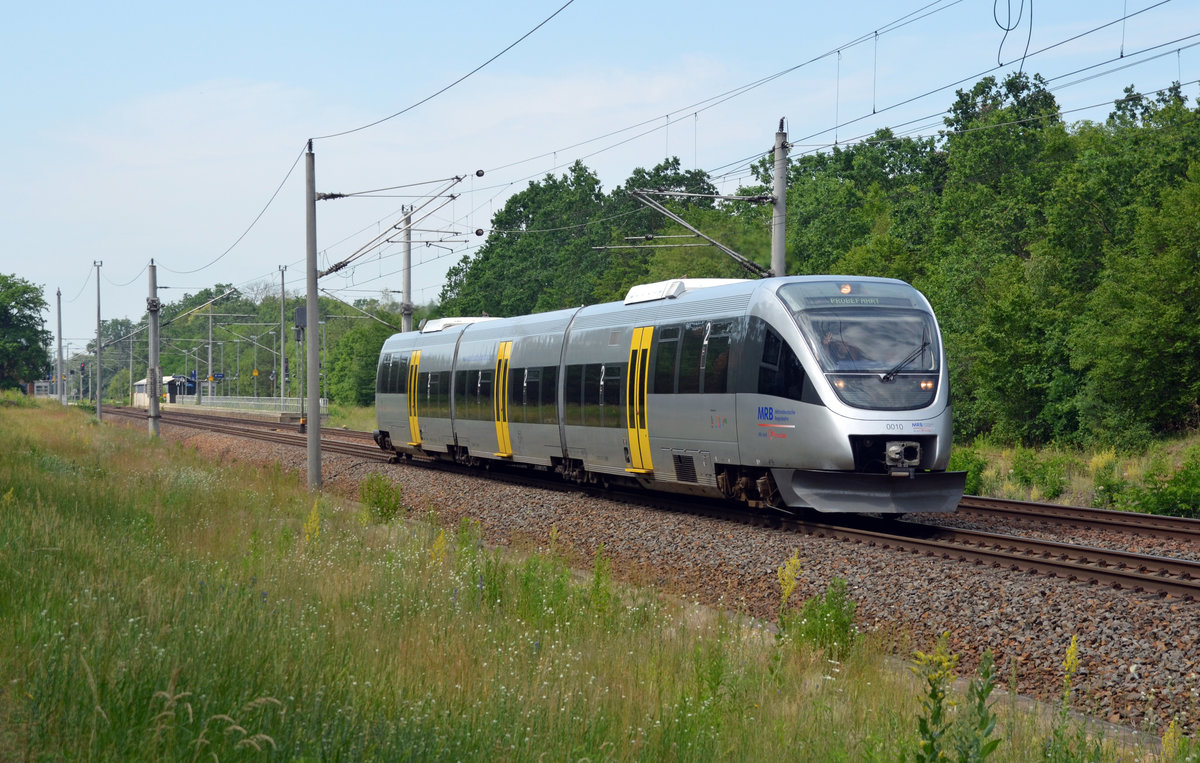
[303,500,320,545]
[777,550,802,611]
[430,530,448,566]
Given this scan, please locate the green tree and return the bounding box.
[1072,164,1200,442]
[326,315,397,406]
[832,184,927,283]
[588,157,725,300]
[926,73,1066,439]
[0,274,52,389]
[106,368,132,404]
[441,158,725,316]
[439,161,609,317]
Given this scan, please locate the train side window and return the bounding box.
[540,365,558,425]
[395,355,409,394]
[583,364,602,426]
[653,326,680,393]
[703,322,733,395]
[376,353,390,394]
[428,372,444,417]
[477,369,493,421]
[759,333,783,397]
[417,371,430,409]
[453,370,467,416]
[564,364,584,426]
[506,367,530,427]
[508,367,524,424]
[600,363,623,428]
[758,330,806,401]
[677,322,705,394]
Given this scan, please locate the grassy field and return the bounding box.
[324,403,379,433]
[1,395,1190,760]
[951,433,1200,517]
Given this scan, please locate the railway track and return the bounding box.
[957,495,1200,541]
[794,517,1200,600]
[103,406,1200,600]
[103,406,392,461]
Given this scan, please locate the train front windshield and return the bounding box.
[777,281,941,411]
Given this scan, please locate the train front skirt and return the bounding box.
[775,469,967,514]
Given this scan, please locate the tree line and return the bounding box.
[438,73,1200,448]
[4,279,419,409]
[7,73,1198,447]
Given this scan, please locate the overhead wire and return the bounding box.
[436,0,1178,247]
[155,0,969,301]
[321,0,1194,319]
[161,144,307,276]
[767,1,1182,152]
[98,0,1189,331]
[476,0,968,184]
[311,0,577,141]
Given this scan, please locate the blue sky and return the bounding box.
[2,0,1197,351]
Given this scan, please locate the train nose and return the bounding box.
[885,440,922,469]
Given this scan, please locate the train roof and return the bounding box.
[384,275,923,345]
[418,316,500,333]
[623,278,749,305]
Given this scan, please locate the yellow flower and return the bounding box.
[1063,634,1079,680]
[303,500,320,545]
[912,632,959,685]
[777,550,802,610]
[430,529,448,566]
[1161,719,1181,759]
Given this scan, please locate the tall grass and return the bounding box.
[0,398,1178,760]
[325,403,377,432]
[958,432,1200,517]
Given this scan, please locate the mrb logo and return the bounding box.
[757,406,774,421]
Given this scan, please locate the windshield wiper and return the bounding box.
[881,340,930,382]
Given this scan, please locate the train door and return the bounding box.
[493,341,513,457]
[625,327,654,474]
[407,350,421,446]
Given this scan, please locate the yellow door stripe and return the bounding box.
[407,350,421,446]
[625,327,653,474]
[494,341,513,457]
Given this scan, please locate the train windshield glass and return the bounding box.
[778,281,939,374]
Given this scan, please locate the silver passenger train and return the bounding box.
[373,276,965,514]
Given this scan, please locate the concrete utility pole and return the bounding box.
[304,140,322,488]
[56,289,64,405]
[402,205,413,333]
[207,312,214,403]
[279,265,287,411]
[771,119,789,279]
[94,260,102,421]
[148,260,161,437]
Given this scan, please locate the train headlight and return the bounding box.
[831,377,846,389]
[920,379,935,391]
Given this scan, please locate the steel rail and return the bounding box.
[957,495,1200,540]
[102,406,392,461]
[781,518,1200,600]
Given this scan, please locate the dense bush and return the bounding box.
[1119,446,1200,518]
[791,578,860,660]
[949,447,988,496]
[359,471,403,521]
